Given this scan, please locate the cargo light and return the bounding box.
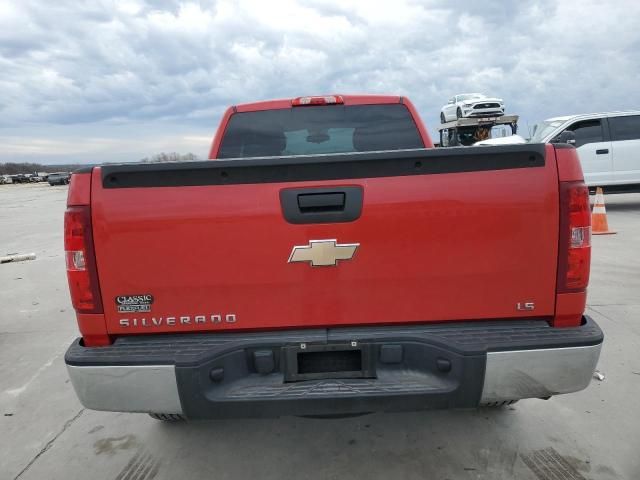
[64,206,103,313]
[557,181,591,292]
[292,95,344,106]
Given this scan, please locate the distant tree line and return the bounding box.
[0,153,200,175]
[139,152,199,163]
[0,162,81,175]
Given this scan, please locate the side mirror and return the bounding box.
[552,130,576,145]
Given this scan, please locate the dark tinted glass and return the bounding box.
[609,115,640,141]
[218,104,423,158]
[567,120,603,147]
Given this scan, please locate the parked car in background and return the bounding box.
[48,172,71,185]
[29,175,44,182]
[0,175,10,184]
[531,111,640,187]
[440,93,505,123]
[10,174,30,183]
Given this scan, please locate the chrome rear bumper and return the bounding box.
[67,364,183,414]
[66,317,603,417]
[480,344,601,403]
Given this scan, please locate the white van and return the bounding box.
[530,111,640,187]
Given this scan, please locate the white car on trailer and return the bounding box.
[440,93,505,123]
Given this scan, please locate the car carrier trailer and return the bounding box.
[438,115,519,147]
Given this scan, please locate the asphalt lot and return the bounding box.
[1,182,639,480]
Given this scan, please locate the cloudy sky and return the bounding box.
[1,0,639,164]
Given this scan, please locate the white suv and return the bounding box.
[531,111,640,187]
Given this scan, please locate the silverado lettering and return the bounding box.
[119,314,237,327]
[63,94,603,421]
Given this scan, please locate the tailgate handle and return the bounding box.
[298,192,345,212]
[280,186,363,224]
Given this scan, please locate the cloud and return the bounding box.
[0,0,639,163]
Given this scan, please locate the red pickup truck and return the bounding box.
[64,94,602,420]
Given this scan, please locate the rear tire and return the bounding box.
[456,107,462,119]
[440,112,446,124]
[481,400,519,408]
[300,412,372,419]
[148,413,186,422]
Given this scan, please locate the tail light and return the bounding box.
[292,95,344,106]
[557,181,591,292]
[64,206,103,313]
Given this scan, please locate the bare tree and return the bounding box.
[140,152,199,163]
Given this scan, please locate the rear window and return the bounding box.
[609,115,640,141]
[218,104,423,159]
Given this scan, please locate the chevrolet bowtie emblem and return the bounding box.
[288,239,359,267]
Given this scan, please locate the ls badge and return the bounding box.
[516,302,535,311]
[288,239,359,267]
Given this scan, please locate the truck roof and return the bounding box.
[234,94,402,112]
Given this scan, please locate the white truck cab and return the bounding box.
[531,111,640,187]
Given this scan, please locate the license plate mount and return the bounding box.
[283,343,376,382]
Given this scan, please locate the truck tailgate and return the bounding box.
[91,145,559,335]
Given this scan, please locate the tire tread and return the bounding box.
[148,413,186,422]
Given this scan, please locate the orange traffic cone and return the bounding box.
[591,187,616,235]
